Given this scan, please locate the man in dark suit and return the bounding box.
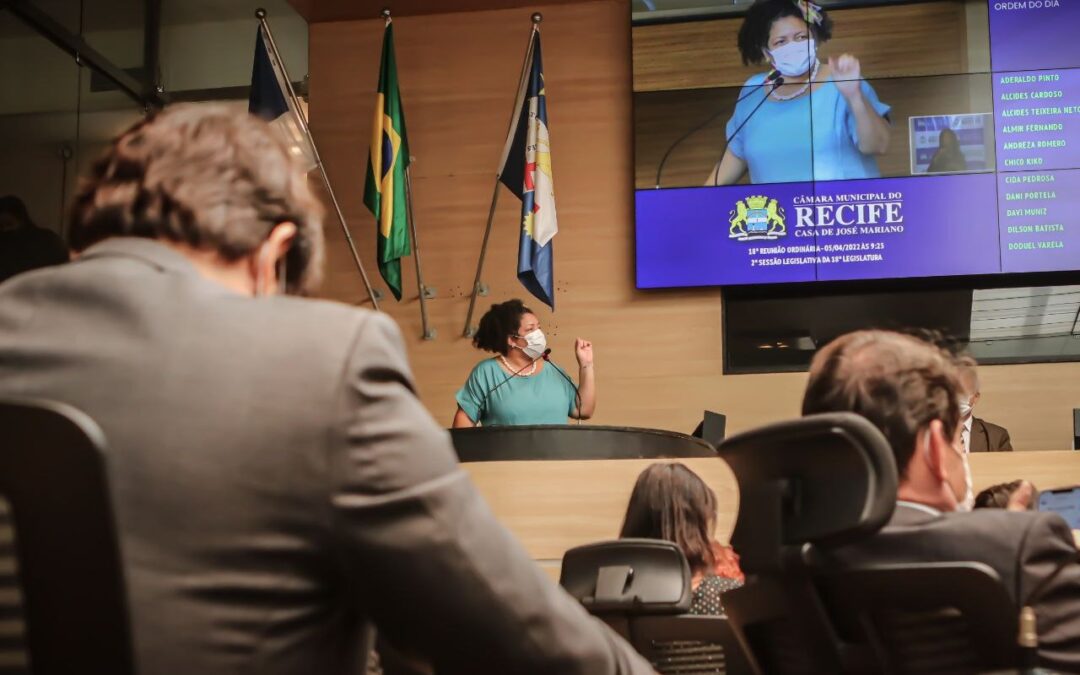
[0,105,654,675]
[802,330,1080,672]
[956,359,1013,452]
[0,195,68,284]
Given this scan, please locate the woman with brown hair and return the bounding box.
[619,463,744,615]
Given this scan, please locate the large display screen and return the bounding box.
[633,0,1080,288]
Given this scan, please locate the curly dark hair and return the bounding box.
[68,103,325,293]
[737,0,833,66]
[473,299,533,356]
[620,463,718,575]
[802,330,962,479]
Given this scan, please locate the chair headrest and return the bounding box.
[718,413,897,570]
[559,539,692,615]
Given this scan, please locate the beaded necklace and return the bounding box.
[499,354,537,377]
[770,59,820,101]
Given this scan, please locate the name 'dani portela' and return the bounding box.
[792,192,904,236]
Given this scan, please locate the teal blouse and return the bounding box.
[456,358,577,426]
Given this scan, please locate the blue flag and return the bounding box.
[499,31,557,309]
[248,26,316,171]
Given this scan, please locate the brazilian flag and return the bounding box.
[363,21,411,301]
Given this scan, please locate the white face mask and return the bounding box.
[768,38,816,78]
[924,428,975,512]
[958,398,973,419]
[514,328,547,360]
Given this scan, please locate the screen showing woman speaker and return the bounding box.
[633,0,1080,289]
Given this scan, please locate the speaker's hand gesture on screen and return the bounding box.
[574,338,594,368]
[830,54,862,100]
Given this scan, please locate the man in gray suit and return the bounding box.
[0,105,654,675]
[802,330,1080,671]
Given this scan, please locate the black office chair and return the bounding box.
[816,562,1018,675]
[0,397,134,675]
[560,539,752,674]
[717,413,1021,675]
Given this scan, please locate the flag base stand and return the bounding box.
[422,328,437,341]
[463,283,490,338]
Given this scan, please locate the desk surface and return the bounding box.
[968,450,1080,492]
[465,450,1080,579]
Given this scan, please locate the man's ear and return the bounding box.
[265,222,297,262]
[923,419,950,481]
[251,222,297,296]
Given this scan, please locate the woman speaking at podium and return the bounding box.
[453,299,595,427]
[706,0,891,185]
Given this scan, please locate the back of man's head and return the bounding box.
[67,103,325,293]
[802,330,962,477]
[0,195,33,231]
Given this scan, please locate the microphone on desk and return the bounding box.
[543,350,583,426]
[654,70,783,189]
[475,348,551,423]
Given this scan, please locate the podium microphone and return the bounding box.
[476,348,551,422]
[654,70,782,189]
[543,350,583,425]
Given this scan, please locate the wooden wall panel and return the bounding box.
[308,0,1080,450]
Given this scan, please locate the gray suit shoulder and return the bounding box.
[260,296,401,356]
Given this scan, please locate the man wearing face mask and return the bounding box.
[706,0,891,186]
[803,330,1080,672]
[0,105,654,675]
[957,357,1014,452]
[453,298,596,427]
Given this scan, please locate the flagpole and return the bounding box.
[462,14,541,338]
[403,168,434,339]
[255,8,381,311]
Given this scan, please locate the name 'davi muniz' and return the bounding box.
[790,192,904,237]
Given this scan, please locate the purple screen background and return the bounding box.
[989,0,1080,73]
[636,175,1001,288]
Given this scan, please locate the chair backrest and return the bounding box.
[717,412,897,572]
[716,413,899,674]
[560,539,691,616]
[561,540,753,674]
[816,562,1019,675]
[0,397,133,675]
